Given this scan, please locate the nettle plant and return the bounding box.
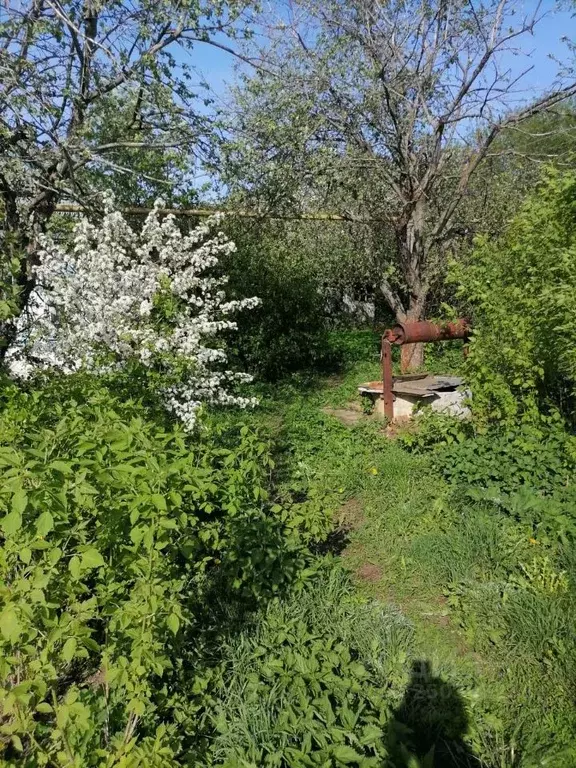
[10,198,259,430]
[0,381,305,766]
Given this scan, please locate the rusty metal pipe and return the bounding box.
[381,338,394,421]
[384,319,470,346]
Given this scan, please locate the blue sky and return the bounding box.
[504,1,576,92]
[185,1,576,101]
[178,1,575,191]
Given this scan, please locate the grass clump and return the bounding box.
[200,565,484,768]
[203,566,413,767]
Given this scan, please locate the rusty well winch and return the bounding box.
[359,319,470,422]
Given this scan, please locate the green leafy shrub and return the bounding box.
[398,409,471,453]
[0,377,308,765]
[452,168,576,423]
[224,225,336,381]
[403,404,576,544]
[436,419,576,543]
[325,331,382,368]
[198,566,417,767]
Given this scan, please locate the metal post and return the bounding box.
[381,338,394,421]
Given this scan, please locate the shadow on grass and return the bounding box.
[390,660,479,767]
[310,526,351,556]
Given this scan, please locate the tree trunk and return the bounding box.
[398,303,425,373]
[397,200,427,373]
[0,199,54,364]
[378,286,428,372]
[379,204,429,372]
[400,337,424,373]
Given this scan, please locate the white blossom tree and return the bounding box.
[0,0,255,361]
[9,200,259,430]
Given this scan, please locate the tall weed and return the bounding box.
[0,377,311,765]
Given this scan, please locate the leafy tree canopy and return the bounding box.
[222,0,576,367]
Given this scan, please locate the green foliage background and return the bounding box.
[453,169,576,423]
[0,376,313,765]
[3,113,576,768]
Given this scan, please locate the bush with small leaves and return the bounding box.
[0,377,307,765]
[452,169,576,424]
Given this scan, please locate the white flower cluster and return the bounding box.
[18,197,260,429]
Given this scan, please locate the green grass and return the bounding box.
[204,331,576,767]
[204,566,415,767]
